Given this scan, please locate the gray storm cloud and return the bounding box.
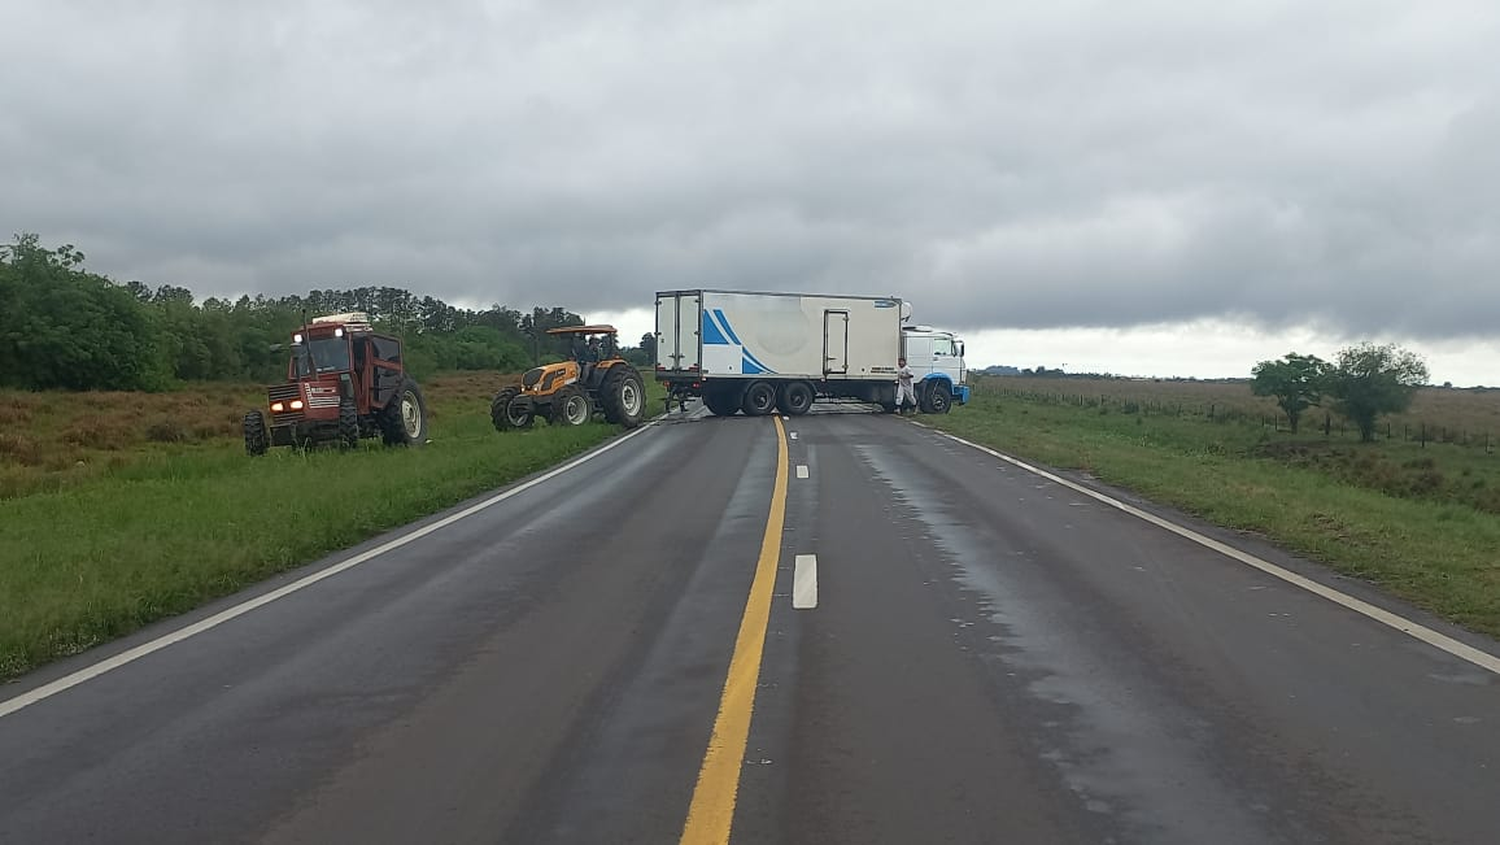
[3,0,1497,339]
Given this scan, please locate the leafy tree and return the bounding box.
[639,331,657,364]
[1324,342,1429,442]
[0,234,165,390]
[1250,352,1326,433]
[2,233,593,389]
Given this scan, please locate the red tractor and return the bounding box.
[243,312,429,455]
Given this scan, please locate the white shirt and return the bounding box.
[896,364,914,385]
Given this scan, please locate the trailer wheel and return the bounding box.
[703,384,742,416]
[777,381,815,416]
[741,381,777,416]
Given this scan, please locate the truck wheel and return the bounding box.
[601,366,646,428]
[703,384,743,416]
[491,386,534,431]
[924,383,953,414]
[741,381,777,416]
[550,384,592,426]
[380,378,429,445]
[338,398,360,449]
[777,381,815,416]
[243,410,269,456]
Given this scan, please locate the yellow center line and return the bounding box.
[679,415,789,845]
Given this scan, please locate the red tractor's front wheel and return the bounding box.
[243,410,269,456]
[338,398,360,449]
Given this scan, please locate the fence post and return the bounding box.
[1421,422,1426,449]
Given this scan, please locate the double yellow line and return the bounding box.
[679,416,789,845]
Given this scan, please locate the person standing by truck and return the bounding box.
[895,356,918,414]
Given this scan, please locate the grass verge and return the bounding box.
[925,390,1500,639]
[0,372,665,682]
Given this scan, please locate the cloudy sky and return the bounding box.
[4,1,1498,384]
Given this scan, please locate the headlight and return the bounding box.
[290,399,304,410]
[271,402,285,412]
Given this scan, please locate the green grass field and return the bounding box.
[0,371,664,681]
[923,380,1500,638]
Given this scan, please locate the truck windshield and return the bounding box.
[293,337,351,376]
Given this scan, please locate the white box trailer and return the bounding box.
[655,289,970,417]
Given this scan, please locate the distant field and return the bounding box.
[924,378,1500,638]
[984,375,1500,447]
[0,371,664,680]
[0,372,530,499]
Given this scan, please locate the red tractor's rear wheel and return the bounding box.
[380,378,429,446]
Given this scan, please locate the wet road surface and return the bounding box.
[2,405,1498,844]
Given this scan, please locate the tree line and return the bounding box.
[0,234,645,391]
[1251,344,1429,442]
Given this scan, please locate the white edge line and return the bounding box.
[0,420,662,719]
[796,464,810,479]
[793,554,818,609]
[935,430,1500,677]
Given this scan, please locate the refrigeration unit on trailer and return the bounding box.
[654,289,969,416]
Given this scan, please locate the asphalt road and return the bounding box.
[3,405,1499,844]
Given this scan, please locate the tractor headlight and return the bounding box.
[293,333,303,344]
[290,399,304,410]
[271,401,285,413]
[334,327,344,338]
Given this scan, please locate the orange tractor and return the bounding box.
[243,312,428,455]
[491,325,646,430]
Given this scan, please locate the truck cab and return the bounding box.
[902,325,971,411]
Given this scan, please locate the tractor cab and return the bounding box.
[243,312,429,454]
[559,325,621,387]
[290,320,356,379]
[491,325,646,431]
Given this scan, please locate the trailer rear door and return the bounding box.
[655,292,701,372]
